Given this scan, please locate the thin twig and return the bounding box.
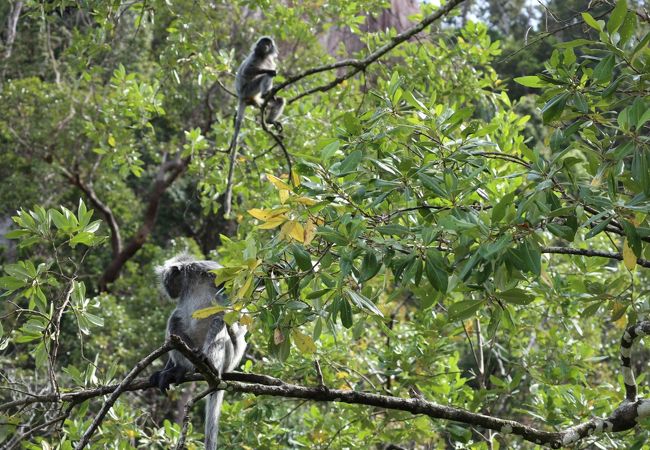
[267,0,466,103]
[74,341,173,450]
[175,387,213,450]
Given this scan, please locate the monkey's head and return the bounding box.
[253,36,276,58]
[157,254,222,300]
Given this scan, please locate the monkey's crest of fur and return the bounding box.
[157,254,223,300]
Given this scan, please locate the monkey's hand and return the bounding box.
[150,365,187,394]
[266,69,277,77]
[271,121,283,133]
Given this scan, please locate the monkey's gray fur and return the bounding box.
[150,254,247,450]
[224,36,285,216]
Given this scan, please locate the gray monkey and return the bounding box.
[149,254,247,450]
[224,36,285,216]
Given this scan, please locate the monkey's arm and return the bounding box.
[168,314,197,350]
[242,66,277,78]
[226,323,247,372]
[149,313,196,394]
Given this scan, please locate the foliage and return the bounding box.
[1,0,650,449]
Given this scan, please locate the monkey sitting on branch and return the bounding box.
[224,36,286,217]
[149,254,247,450]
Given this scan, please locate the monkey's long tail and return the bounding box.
[205,390,225,450]
[224,101,246,217]
[620,321,650,402]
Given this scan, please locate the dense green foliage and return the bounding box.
[1,0,650,448]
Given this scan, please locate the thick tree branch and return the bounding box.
[3,1,23,60]
[267,0,466,103]
[8,326,650,449]
[542,246,650,269]
[98,157,189,291]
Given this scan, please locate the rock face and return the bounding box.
[320,0,420,56]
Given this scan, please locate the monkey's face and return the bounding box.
[254,37,276,57]
[163,266,184,298]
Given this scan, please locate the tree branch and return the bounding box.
[98,157,189,291]
[8,324,650,449]
[3,1,23,60]
[59,167,123,256]
[267,0,466,103]
[542,246,650,269]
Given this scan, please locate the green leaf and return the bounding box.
[622,220,642,257]
[448,299,485,321]
[290,244,312,271]
[359,251,381,282]
[556,38,593,48]
[497,288,535,305]
[573,93,588,114]
[513,76,546,88]
[345,289,383,317]
[69,231,96,248]
[319,140,340,161]
[419,173,447,197]
[607,0,628,34]
[593,54,615,84]
[512,240,541,276]
[317,228,348,245]
[542,93,569,123]
[336,150,363,175]
[0,276,27,291]
[619,12,637,45]
[547,223,576,242]
[339,298,353,328]
[585,216,612,239]
[582,12,603,31]
[425,250,448,293]
[491,192,514,224]
[306,288,331,299]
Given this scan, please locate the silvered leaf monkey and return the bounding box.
[224,36,285,216]
[150,254,247,450]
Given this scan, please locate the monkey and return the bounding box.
[149,254,247,450]
[224,36,285,217]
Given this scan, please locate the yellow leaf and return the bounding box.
[590,177,601,187]
[247,259,261,270]
[248,208,273,220]
[303,219,317,245]
[623,238,636,270]
[294,196,319,206]
[240,314,253,327]
[280,220,304,242]
[292,330,316,354]
[291,168,300,187]
[237,275,254,298]
[108,134,116,147]
[335,371,348,380]
[192,305,227,319]
[279,189,290,204]
[274,328,284,344]
[288,221,305,242]
[258,217,286,229]
[267,174,291,191]
[247,207,290,221]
